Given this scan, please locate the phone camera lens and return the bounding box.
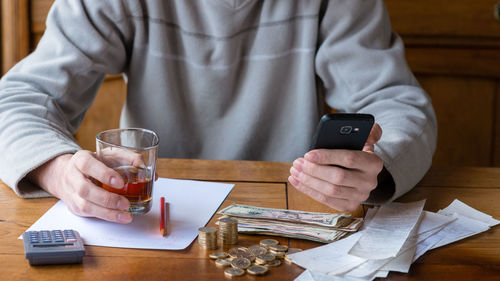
[340,126,352,135]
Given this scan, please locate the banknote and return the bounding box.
[235,226,351,243]
[218,204,363,229]
[217,204,363,243]
[234,217,360,233]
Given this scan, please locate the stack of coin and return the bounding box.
[219,217,238,244]
[198,227,218,249]
[269,244,288,259]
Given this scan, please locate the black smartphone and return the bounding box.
[310,113,374,151]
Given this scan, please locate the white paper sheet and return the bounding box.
[294,199,497,281]
[348,200,425,260]
[21,178,234,250]
[345,229,418,277]
[416,211,457,234]
[413,213,490,261]
[430,213,490,249]
[288,232,366,275]
[413,225,452,262]
[345,210,456,277]
[289,208,380,278]
[295,270,316,281]
[438,199,499,227]
[295,269,377,281]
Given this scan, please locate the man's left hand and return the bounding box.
[288,123,384,211]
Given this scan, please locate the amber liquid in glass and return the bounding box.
[102,166,153,203]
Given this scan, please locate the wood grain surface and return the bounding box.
[0,159,498,280]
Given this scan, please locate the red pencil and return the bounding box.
[160,197,166,236]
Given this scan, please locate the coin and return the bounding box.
[259,239,279,248]
[269,250,285,259]
[231,257,252,269]
[269,244,288,252]
[247,265,268,276]
[209,252,228,259]
[249,245,268,255]
[241,252,256,262]
[266,259,282,267]
[198,227,218,250]
[215,258,233,267]
[255,253,275,265]
[219,217,236,223]
[224,268,245,277]
[248,245,268,256]
[199,227,217,233]
[228,247,249,258]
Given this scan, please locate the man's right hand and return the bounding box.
[28,151,133,223]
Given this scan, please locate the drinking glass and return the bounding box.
[96,128,159,215]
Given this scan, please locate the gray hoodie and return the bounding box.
[0,0,437,202]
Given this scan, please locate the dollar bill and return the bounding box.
[236,226,351,243]
[218,204,363,229]
[235,217,360,233]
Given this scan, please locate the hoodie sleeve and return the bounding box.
[0,0,132,197]
[315,0,438,203]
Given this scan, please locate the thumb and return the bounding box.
[365,122,382,146]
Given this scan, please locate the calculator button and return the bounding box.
[64,230,76,239]
[40,231,52,243]
[52,230,64,242]
[29,238,40,244]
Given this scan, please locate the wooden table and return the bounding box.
[0,159,499,280]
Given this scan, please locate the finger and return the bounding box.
[365,122,382,146]
[70,196,133,224]
[290,166,369,202]
[363,143,375,153]
[288,175,359,212]
[99,147,146,168]
[304,149,382,172]
[292,159,376,192]
[73,151,124,189]
[71,172,130,211]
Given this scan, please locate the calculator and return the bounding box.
[22,230,85,265]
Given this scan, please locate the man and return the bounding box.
[0,0,437,224]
